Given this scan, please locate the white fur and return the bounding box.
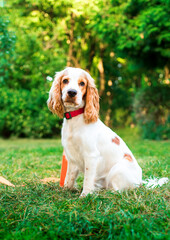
[57,67,143,196]
[61,68,84,108]
[62,117,143,196]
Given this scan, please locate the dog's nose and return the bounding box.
[67,89,77,98]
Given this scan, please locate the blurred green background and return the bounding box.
[0,0,169,139]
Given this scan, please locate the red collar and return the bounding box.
[64,107,84,120]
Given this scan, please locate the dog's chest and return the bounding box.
[62,121,84,170]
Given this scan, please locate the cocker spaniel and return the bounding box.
[47,67,142,197]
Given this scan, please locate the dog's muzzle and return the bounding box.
[67,89,77,98]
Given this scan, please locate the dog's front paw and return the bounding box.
[64,184,72,190]
[79,190,93,198]
[79,192,87,198]
[64,183,78,191]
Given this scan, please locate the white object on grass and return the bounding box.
[143,177,168,189]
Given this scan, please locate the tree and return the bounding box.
[2,0,103,89]
[0,16,15,86]
[92,0,170,86]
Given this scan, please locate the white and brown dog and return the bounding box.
[47,67,142,197]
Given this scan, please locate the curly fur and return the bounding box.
[84,86,99,124]
[47,71,65,118]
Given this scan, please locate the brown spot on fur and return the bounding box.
[86,168,88,170]
[60,75,70,91]
[78,76,87,97]
[124,153,133,162]
[112,137,120,145]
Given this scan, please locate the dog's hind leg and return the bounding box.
[106,161,142,191]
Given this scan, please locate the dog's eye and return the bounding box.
[63,79,69,84]
[79,81,85,86]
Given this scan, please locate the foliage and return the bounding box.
[0,87,62,138]
[93,0,170,70]
[100,86,133,127]
[2,0,99,89]
[0,0,170,138]
[134,85,170,140]
[0,16,15,86]
[0,133,169,239]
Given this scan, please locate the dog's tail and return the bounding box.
[143,177,168,189]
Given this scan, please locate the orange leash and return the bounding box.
[60,153,68,187]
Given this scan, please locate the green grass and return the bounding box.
[0,128,169,240]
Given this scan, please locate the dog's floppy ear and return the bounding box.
[83,72,99,124]
[47,71,64,118]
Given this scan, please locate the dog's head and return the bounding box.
[47,67,99,124]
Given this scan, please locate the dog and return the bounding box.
[47,67,142,197]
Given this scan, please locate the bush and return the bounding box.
[0,87,62,138]
[134,85,170,140]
